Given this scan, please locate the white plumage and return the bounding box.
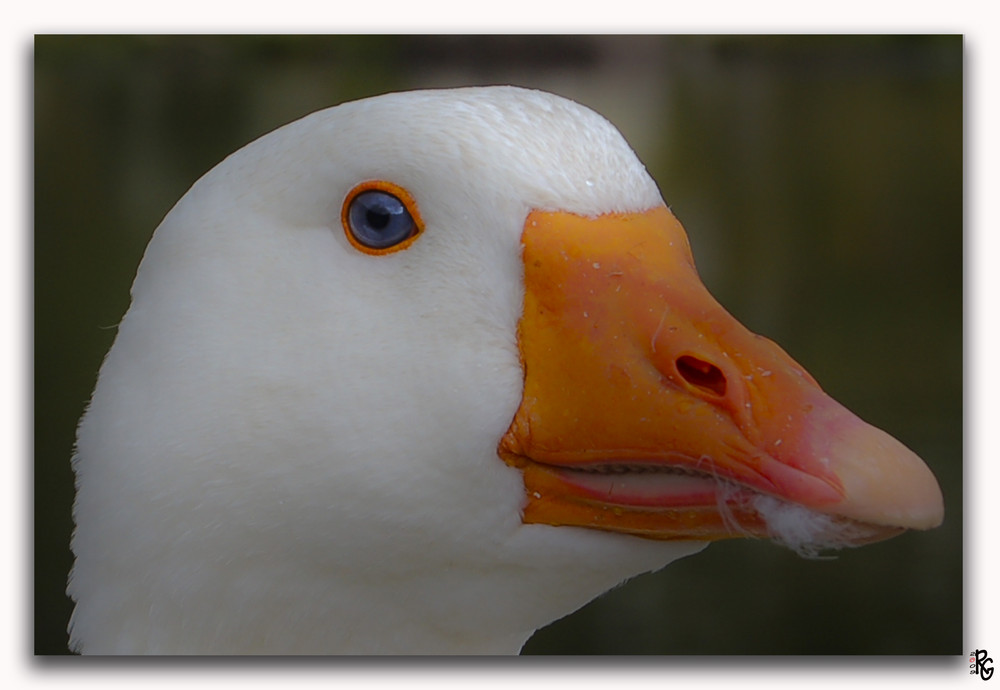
[68,86,942,654]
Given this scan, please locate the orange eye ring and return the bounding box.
[341,180,425,255]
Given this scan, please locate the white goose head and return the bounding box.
[68,86,943,654]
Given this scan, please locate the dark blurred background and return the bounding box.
[34,35,962,655]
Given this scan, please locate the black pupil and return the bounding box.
[348,190,414,249]
[366,208,391,230]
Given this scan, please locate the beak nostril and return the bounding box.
[676,355,727,397]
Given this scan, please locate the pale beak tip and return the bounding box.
[827,418,945,531]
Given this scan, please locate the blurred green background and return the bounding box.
[34,35,962,655]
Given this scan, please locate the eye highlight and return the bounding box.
[341,181,424,254]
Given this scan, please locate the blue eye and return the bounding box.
[346,189,417,250]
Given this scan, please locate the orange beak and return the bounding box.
[498,206,943,546]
